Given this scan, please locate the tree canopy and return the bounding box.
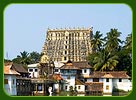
[88,29,132,76]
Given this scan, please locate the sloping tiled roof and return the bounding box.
[60,60,79,70]
[49,74,63,81]
[4,63,20,75]
[85,82,103,91]
[89,71,130,79]
[12,63,29,73]
[75,79,85,85]
[73,61,92,69]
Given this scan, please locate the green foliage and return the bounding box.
[59,91,68,96]
[12,51,42,67]
[12,51,31,65]
[91,31,105,52]
[4,59,12,62]
[88,29,132,76]
[29,51,41,63]
[93,49,119,71]
[105,29,123,53]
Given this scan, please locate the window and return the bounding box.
[35,69,38,72]
[84,69,87,73]
[37,84,42,91]
[106,85,109,90]
[65,51,67,54]
[67,75,70,79]
[66,36,68,39]
[64,57,67,60]
[12,79,15,84]
[65,45,67,49]
[66,41,67,44]
[29,69,33,72]
[84,78,87,82]
[106,78,109,82]
[65,86,67,90]
[119,79,122,82]
[55,69,58,72]
[4,79,8,84]
[93,78,99,82]
[78,86,81,89]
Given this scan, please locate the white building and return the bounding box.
[85,71,132,94]
[60,60,79,91]
[4,63,20,95]
[27,63,40,78]
[54,61,64,74]
[75,79,85,93]
[59,61,132,95]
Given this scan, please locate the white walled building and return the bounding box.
[59,61,131,95]
[75,79,85,93]
[28,63,40,78]
[4,63,20,95]
[85,71,132,94]
[54,61,64,74]
[60,60,79,91]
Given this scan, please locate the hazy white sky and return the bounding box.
[4,4,132,60]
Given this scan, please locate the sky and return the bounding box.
[4,4,132,60]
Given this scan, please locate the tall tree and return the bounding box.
[12,51,31,65]
[93,49,118,71]
[116,33,132,76]
[91,31,104,52]
[105,29,123,54]
[29,51,41,63]
[123,33,132,53]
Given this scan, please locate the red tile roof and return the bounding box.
[75,79,85,85]
[12,63,29,73]
[60,60,79,70]
[49,74,63,81]
[53,74,63,80]
[88,71,130,78]
[73,61,92,69]
[4,63,20,75]
[85,82,103,91]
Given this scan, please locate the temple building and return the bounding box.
[42,27,93,62]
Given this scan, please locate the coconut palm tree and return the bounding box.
[12,51,31,65]
[93,49,118,71]
[124,33,132,52]
[105,29,123,54]
[91,31,105,53]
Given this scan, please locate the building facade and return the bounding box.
[4,63,20,95]
[28,63,40,78]
[42,27,93,62]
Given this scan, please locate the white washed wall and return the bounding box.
[76,85,85,92]
[82,69,90,76]
[62,75,75,91]
[103,78,113,93]
[113,79,132,91]
[87,78,93,82]
[4,75,17,95]
[28,68,39,78]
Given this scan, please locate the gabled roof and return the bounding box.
[85,82,103,91]
[48,74,63,81]
[75,79,85,85]
[60,60,79,70]
[4,63,20,75]
[73,61,92,69]
[89,71,130,79]
[12,63,29,74]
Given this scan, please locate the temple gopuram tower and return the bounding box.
[42,27,93,62]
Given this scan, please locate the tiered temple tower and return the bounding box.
[42,27,93,62]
